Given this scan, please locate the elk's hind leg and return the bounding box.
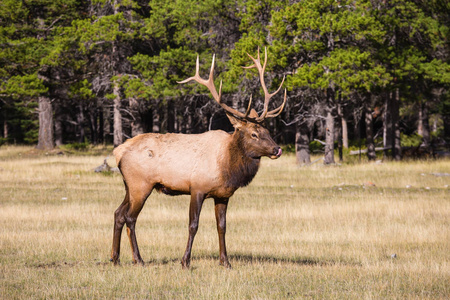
[111,185,130,265]
[111,181,153,265]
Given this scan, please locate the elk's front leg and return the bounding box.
[214,198,231,268]
[181,191,205,269]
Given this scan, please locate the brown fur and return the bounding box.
[110,116,281,269]
[111,49,285,269]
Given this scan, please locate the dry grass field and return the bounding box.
[0,145,449,299]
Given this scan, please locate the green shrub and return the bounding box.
[401,133,423,147]
[309,140,324,153]
[61,141,90,151]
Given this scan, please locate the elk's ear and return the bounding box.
[226,113,245,129]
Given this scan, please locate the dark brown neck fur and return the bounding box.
[221,130,261,190]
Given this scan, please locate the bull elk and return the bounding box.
[111,47,287,269]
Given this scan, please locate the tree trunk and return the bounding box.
[143,108,153,133]
[337,127,343,162]
[342,116,348,149]
[152,106,160,133]
[185,111,192,134]
[383,91,393,159]
[98,105,104,145]
[444,113,450,142]
[295,122,311,165]
[113,83,123,147]
[167,99,175,133]
[337,103,344,162]
[88,105,98,145]
[365,107,376,161]
[158,103,166,133]
[36,95,54,150]
[324,109,335,164]
[54,103,63,146]
[353,110,361,143]
[130,97,144,137]
[393,88,401,160]
[418,100,430,148]
[77,102,85,143]
[3,112,8,140]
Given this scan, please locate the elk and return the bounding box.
[110,48,286,269]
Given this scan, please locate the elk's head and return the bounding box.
[178,47,286,160]
[226,110,282,160]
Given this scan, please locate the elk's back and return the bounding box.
[114,131,231,194]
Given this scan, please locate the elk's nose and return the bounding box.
[274,147,282,157]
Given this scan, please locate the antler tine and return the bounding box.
[178,54,249,120]
[244,94,252,118]
[177,55,201,84]
[266,88,287,118]
[244,47,286,122]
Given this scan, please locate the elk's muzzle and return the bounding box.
[270,147,282,159]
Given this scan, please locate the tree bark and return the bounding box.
[36,95,54,150]
[365,107,376,161]
[337,103,344,162]
[54,102,63,146]
[393,88,401,160]
[130,97,144,137]
[324,109,335,164]
[444,113,450,142]
[77,102,85,143]
[113,83,123,147]
[383,91,393,159]
[167,99,175,133]
[152,106,160,133]
[342,116,348,149]
[3,112,8,140]
[418,100,430,148]
[88,104,99,145]
[295,122,311,165]
[98,105,104,144]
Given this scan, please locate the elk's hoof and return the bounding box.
[181,259,190,269]
[132,259,145,266]
[220,261,232,269]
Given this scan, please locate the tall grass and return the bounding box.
[0,145,449,299]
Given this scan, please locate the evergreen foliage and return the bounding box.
[0,0,448,159]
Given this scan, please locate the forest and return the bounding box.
[1,0,449,164]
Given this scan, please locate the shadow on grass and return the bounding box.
[104,254,362,268]
[229,253,362,267]
[29,254,360,269]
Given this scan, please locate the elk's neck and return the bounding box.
[221,131,261,190]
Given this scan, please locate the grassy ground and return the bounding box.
[0,145,449,299]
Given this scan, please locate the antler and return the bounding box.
[178,54,252,120]
[243,47,287,122]
[178,49,286,123]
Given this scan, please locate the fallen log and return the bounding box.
[349,147,385,155]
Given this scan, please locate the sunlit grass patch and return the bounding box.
[0,146,449,299]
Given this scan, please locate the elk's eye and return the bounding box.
[251,133,258,139]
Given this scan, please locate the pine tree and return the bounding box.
[269,0,389,163]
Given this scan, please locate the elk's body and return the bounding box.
[111,48,286,268]
[114,129,266,199]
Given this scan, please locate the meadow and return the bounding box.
[0,145,449,299]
